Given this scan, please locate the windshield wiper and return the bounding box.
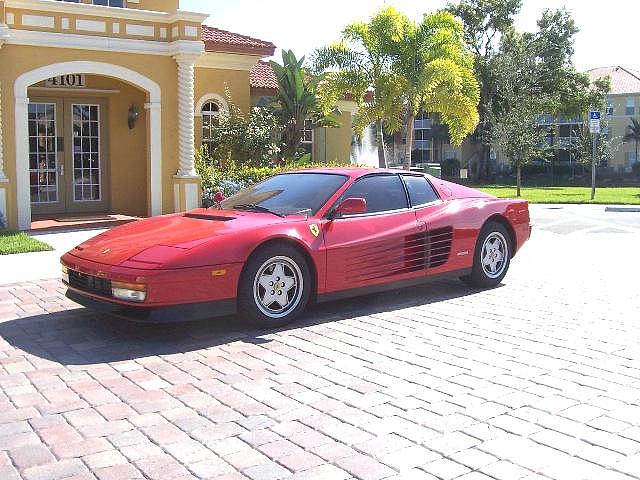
[233,204,285,218]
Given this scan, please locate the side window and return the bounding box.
[402,175,439,206]
[201,101,221,154]
[338,175,408,215]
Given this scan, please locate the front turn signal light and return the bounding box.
[111,281,147,303]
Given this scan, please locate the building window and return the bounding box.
[94,0,124,6]
[626,97,635,116]
[201,101,221,154]
[414,112,432,129]
[445,150,458,161]
[536,114,554,125]
[301,119,313,156]
[606,100,614,116]
[626,151,638,167]
[412,113,437,165]
[93,0,124,5]
[56,0,124,6]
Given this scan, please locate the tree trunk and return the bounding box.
[474,142,490,182]
[484,144,491,181]
[516,164,522,198]
[376,119,386,168]
[403,114,415,170]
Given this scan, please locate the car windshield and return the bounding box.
[218,173,348,216]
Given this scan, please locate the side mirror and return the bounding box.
[332,197,367,218]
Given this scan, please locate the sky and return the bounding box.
[180,0,640,74]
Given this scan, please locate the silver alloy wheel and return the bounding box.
[480,231,508,279]
[253,255,304,319]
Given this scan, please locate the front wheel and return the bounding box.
[238,244,311,328]
[462,221,511,288]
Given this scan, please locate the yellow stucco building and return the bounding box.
[0,0,356,230]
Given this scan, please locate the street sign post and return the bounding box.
[589,110,601,134]
[589,111,600,200]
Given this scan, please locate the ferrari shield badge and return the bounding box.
[309,224,320,237]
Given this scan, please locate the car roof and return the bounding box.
[287,167,425,179]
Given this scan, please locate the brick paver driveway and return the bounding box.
[1,205,640,480]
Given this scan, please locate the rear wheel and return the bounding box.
[461,221,511,288]
[238,244,311,328]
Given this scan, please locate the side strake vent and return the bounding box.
[183,213,235,221]
[403,226,453,272]
[344,226,454,283]
[427,227,453,268]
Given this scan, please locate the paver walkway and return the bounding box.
[0,205,640,480]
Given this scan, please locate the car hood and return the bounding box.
[66,209,290,267]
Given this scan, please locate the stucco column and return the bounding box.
[175,54,198,177]
[172,53,201,212]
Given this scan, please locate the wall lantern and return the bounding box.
[127,104,139,130]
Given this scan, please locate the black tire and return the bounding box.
[238,244,311,328]
[462,221,512,288]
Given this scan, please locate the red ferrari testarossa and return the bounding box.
[61,168,531,327]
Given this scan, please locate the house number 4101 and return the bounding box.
[45,74,87,88]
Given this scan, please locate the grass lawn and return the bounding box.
[0,231,53,255]
[477,186,640,204]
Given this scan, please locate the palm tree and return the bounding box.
[388,10,480,169]
[623,118,640,166]
[311,8,406,168]
[269,50,339,161]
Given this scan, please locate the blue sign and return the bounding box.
[589,111,601,120]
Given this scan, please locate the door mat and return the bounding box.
[55,215,115,222]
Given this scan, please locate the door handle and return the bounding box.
[59,163,64,177]
[417,220,426,231]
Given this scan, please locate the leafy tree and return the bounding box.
[388,10,479,168]
[311,7,406,168]
[623,118,640,167]
[575,115,619,171]
[202,92,279,168]
[490,35,551,197]
[448,1,609,181]
[447,0,522,180]
[269,50,339,162]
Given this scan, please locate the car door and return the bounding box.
[322,173,423,293]
[403,174,473,275]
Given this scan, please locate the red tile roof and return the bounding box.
[587,66,640,95]
[250,60,279,91]
[202,25,275,56]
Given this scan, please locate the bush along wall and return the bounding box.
[196,150,353,207]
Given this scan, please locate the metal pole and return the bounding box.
[591,133,597,200]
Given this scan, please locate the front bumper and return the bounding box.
[66,289,236,323]
[61,252,242,306]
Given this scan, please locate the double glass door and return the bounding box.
[29,98,109,215]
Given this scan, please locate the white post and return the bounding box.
[15,95,30,230]
[0,81,6,228]
[0,80,7,182]
[174,54,198,177]
[144,101,163,216]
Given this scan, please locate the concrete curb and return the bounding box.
[605,206,640,213]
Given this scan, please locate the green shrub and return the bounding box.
[195,149,353,206]
[441,158,461,177]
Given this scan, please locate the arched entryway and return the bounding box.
[14,61,162,230]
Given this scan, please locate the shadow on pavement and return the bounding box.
[0,279,488,365]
